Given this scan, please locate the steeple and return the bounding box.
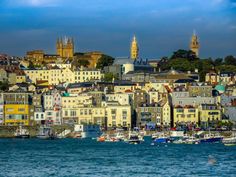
[130,35,139,60]
[190,30,200,57]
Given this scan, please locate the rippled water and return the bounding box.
[0,138,235,177]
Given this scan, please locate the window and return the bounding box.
[18,108,25,112]
[111,109,116,114]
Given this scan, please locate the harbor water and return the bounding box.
[0,138,235,177]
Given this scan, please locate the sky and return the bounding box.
[0,0,236,59]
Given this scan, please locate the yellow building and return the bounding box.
[173,105,199,126]
[74,51,103,68]
[199,104,221,123]
[190,31,200,57]
[106,104,131,128]
[26,50,44,65]
[56,37,74,58]
[3,92,33,126]
[24,67,102,85]
[130,35,139,60]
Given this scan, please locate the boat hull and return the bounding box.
[200,137,222,143]
[153,138,170,143]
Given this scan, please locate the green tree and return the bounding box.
[77,59,90,67]
[103,72,118,82]
[214,58,223,66]
[224,55,236,65]
[0,81,9,91]
[96,55,114,69]
[170,49,197,60]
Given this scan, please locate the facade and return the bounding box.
[0,93,3,125]
[24,67,102,85]
[188,83,212,97]
[199,104,221,125]
[136,103,162,128]
[173,105,199,126]
[3,92,33,126]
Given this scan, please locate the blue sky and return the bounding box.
[0,0,235,59]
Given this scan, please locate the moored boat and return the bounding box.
[14,125,30,138]
[36,126,56,140]
[126,131,144,144]
[200,133,223,143]
[153,133,170,144]
[222,136,236,146]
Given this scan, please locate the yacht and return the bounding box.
[14,125,30,138]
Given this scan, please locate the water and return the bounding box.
[0,138,235,177]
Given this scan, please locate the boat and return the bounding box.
[74,124,102,139]
[36,126,56,140]
[97,133,108,142]
[222,134,236,146]
[184,136,200,144]
[199,133,223,143]
[14,125,30,138]
[153,133,170,144]
[126,131,144,144]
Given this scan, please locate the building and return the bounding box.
[105,102,131,129]
[188,83,212,97]
[173,105,199,126]
[56,37,74,58]
[136,103,162,129]
[199,104,221,126]
[0,93,3,125]
[130,35,139,60]
[190,31,200,57]
[3,92,34,126]
[24,67,102,85]
[73,51,103,68]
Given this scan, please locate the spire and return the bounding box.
[130,34,139,60]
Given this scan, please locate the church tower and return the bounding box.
[190,31,199,57]
[56,36,74,58]
[130,35,139,60]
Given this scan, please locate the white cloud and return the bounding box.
[7,0,61,7]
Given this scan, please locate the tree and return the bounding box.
[96,55,114,69]
[224,55,236,65]
[0,81,9,91]
[77,59,90,68]
[102,72,118,82]
[170,49,197,60]
[214,58,223,66]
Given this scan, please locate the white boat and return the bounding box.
[36,126,56,140]
[184,136,200,144]
[126,131,144,144]
[223,135,236,146]
[74,124,102,139]
[14,125,30,138]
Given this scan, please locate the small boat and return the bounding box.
[36,126,56,140]
[126,131,144,144]
[184,136,200,144]
[74,124,102,139]
[14,125,30,138]
[222,136,236,146]
[97,133,108,142]
[200,133,223,143]
[153,133,170,144]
